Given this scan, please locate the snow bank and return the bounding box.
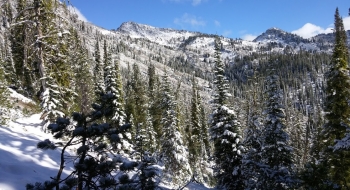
[0,114,73,190]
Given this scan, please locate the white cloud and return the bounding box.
[344,16,350,31]
[239,30,247,34]
[292,16,350,39]
[242,34,257,41]
[214,20,221,27]
[165,0,181,2]
[174,13,206,28]
[292,23,332,38]
[192,0,203,6]
[222,30,232,37]
[164,0,206,6]
[68,6,88,22]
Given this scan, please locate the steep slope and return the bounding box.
[116,21,199,47]
[0,114,74,190]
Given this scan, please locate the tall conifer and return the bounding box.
[320,8,350,188]
[94,40,104,103]
[209,38,245,189]
[160,71,190,185]
[259,73,297,189]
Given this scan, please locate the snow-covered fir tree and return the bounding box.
[130,63,148,133]
[209,37,245,189]
[103,42,126,127]
[135,109,157,158]
[15,0,75,129]
[124,62,134,125]
[190,75,202,157]
[189,74,207,181]
[259,73,297,189]
[242,79,263,190]
[93,40,105,103]
[147,64,162,149]
[29,93,161,190]
[160,70,191,185]
[145,110,157,152]
[69,28,94,115]
[10,0,36,97]
[318,8,350,189]
[199,100,210,158]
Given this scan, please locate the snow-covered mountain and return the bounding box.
[253,27,310,44]
[312,30,350,46]
[0,2,348,189]
[114,21,350,54]
[116,21,200,47]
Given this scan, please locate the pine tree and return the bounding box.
[319,8,350,189]
[52,16,76,116]
[124,62,151,157]
[70,29,94,115]
[160,71,190,185]
[199,100,210,157]
[10,0,28,89]
[209,37,245,189]
[0,0,14,86]
[0,59,11,124]
[302,104,329,190]
[130,63,147,129]
[2,37,17,87]
[103,40,109,84]
[259,73,297,189]
[93,40,104,103]
[28,94,161,190]
[103,43,126,127]
[34,0,74,127]
[189,74,205,178]
[9,0,75,127]
[33,0,50,93]
[242,75,263,190]
[40,75,65,129]
[146,110,157,152]
[147,64,162,149]
[124,63,135,125]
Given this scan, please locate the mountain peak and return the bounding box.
[253,27,309,43]
[116,21,199,46]
[267,27,284,31]
[117,21,155,34]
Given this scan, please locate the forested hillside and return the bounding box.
[0,0,350,189]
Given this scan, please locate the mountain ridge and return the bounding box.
[111,21,350,54]
[114,21,348,45]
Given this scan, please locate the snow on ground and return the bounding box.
[0,115,215,190]
[0,113,214,190]
[0,114,74,190]
[0,89,214,190]
[8,88,34,105]
[161,182,215,190]
[118,22,198,47]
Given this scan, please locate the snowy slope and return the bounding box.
[117,21,199,47]
[0,114,214,189]
[0,91,214,190]
[0,114,74,190]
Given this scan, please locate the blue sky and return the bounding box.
[68,0,350,40]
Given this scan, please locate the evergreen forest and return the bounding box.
[0,1,350,189]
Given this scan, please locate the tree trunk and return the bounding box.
[34,0,46,94]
